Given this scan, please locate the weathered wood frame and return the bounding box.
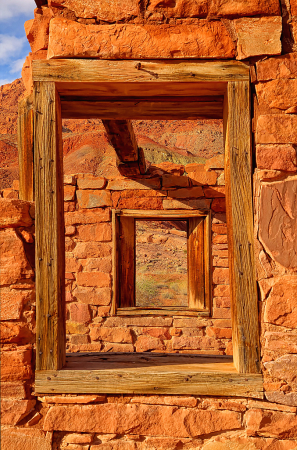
[24,59,261,396]
[112,209,211,316]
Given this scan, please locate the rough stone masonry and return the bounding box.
[2,0,297,448]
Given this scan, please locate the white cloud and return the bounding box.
[10,57,26,74]
[0,0,36,21]
[0,35,26,64]
[0,78,15,86]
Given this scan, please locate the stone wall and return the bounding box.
[2,0,297,448]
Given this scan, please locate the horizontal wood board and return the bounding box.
[35,353,263,398]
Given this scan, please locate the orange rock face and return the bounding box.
[259,180,297,269]
[49,0,140,22]
[209,0,280,17]
[234,17,282,59]
[256,145,297,171]
[257,115,297,144]
[148,0,208,17]
[47,18,235,59]
[0,199,33,228]
[264,276,297,327]
[43,403,241,436]
[24,7,52,53]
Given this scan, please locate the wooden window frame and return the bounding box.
[19,59,262,398]
[112,209,211,316]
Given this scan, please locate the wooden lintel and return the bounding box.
[18,94,34,201]
[61,100,223,120]
[102,119,138,163]
[32,59,250,84]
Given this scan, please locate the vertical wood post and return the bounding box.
[18,94,34,201]
[224,81,260,374]
[34,81,65,371]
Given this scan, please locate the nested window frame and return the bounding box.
[112,209,211,316]
[18,59,263,398]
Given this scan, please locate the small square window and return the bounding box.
[112,209,211,316]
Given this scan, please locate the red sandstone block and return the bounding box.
[256,53,297,82]
[83,257,112,273]
[211,198,226,212]
[66,322,89,335]
[118,189,165,199]
[41,395,105,404]
[214,297,231,308]
[0,199,33,228]
[256,144,297,171]
[163,198,211,210]
[182,327,204,337]
[25,7,51,53]
[213,257,229,267]
[77,190,112,209]
[70,334,89,345]
[49,0,140,21]
[65,225,76,236]
[173,317,210,328]
[1,428,52,450]
[68,343,103,352]
[233,17,282,60]
[117,197,163,210]
[65,258,82,273]
[206,327,232,339]
[172,336,221,350]
[213,267,229,285]
[1,382,27,399]
[104,316,173,327]
[73,242,112,259]
[143,327,171,340]
[76,272,111,288]
[77,174,106,190]
[64,175,76,185]
[65,434,94,444]
[256,79,297,112]
[97,306,111,317]
[65,208,111,225]
[213,234,228,244]
[212,319,231,328]
[204,186,225,197]
[1,399,36,425]
[167,187,204,198]
[0,322,34,344]
[107,178,161,191]
[153,162,185,175]
[162,175,189,188]
[257,114,297,144]
[76,223,112,242]
[64,201,76,212]
[3,189,18,199]
[90,326,132,343]
[148,0,207,18]
[264,276,297,328]
[265,332,297,353]
[69,303,91,324]
[0,291,26,320]
[212,224,227,234]
[209,0,280,17]
[135,335,165,352]
[245,408,297,438]
[212,308,231,319]
[102,343,134,352]
[185,164,218,185]
[213,285,230,297]
[64,185,76,201]
[48,18,235,60]
[74,287,111,306]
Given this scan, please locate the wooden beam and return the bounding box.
[224,81,260,374]
[32,59,250,84]
[188,217,205,310]
[18,94,34,201]
[117,147,147,176]
[119,216,135,308]
[61,100,223,120]
[34,81,66,371]
[35,353,263,398]
[102,119,138,162]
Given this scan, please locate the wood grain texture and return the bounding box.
[224,81,260,374]
[117,147,147,177]
[18,94,34,201]
[32,59,249,84]
[118,210,206,218]
[35,353,263,398]
[111,210,119,316]
[188,217,205,310]
[102,119,138,162]
[61,100,223,120]
[116,307,209,316]
[204,211,212,312]
[119,216,135,308]
[34,81,66,371]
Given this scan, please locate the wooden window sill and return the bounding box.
[116,307,210,316]
[35,353,263,398]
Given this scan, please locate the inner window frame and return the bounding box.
[112,209,211,316]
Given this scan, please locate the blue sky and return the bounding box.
[0,0,36,86]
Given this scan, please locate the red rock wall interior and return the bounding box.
[2,0,297,448]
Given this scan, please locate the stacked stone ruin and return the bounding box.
[1,0,297,448]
